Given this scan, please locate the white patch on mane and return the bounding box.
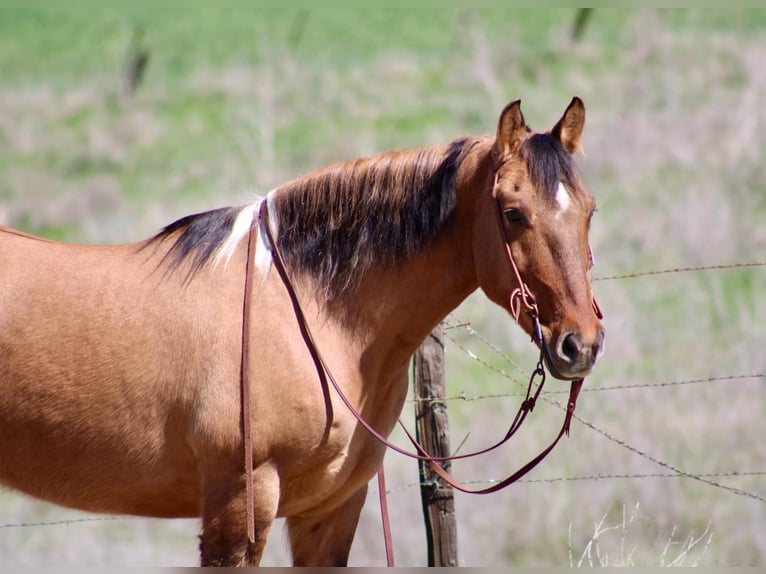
[213,191,279,279]
[555,182,571,219]
[211,190,277,277]
[212,201,259,269]
[254,191,278,277]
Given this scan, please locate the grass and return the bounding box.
[1,5,765,567]
[568,502,713,567]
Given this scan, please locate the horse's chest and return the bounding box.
[274,410,391,517]
[269,362,410,517]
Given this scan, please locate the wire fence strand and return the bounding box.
[0,516,125,529]
[375,470,766,495]
[571,413,766,504]
[438,312,766,505]
[407,371,765,403]
[592,261,766,282]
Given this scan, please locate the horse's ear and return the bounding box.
[496,99,527,158]
[551,96,585,154]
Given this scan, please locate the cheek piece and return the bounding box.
[589,245,603,320]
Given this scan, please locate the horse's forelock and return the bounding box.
[519,133,578,201]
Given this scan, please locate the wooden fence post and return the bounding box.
[413,324,458,566]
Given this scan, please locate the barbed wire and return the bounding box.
[0,516,125,529]
[437,314,766,504]
[374,470,766,495]
[592,261,766,282]
[5,468,764,531]
[570,411,766,504]
[428,317,764,404]
[407,370,765,404]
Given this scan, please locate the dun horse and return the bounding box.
[0,98,604,566]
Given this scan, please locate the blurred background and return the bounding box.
[0,6,764,567]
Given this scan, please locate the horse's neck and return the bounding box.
[278,140,491,376]
[331,143,491,361]
[327,235,473,374]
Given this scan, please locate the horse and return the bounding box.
[0,97,604,566]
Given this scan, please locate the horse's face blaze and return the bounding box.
[473,98,605,380]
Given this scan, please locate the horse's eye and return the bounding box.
[504,209,526,226]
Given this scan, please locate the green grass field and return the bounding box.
[1,6,764,566]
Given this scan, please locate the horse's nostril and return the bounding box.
[559,332,582,364]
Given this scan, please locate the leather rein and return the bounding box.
[239,192,600,561]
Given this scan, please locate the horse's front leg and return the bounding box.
[287,484,368,566]
[199,464,279,566]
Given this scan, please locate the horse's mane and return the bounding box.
[146,137,480,293]
[145,206,243,281]
[270,137,480,298]
[146,132,578,296]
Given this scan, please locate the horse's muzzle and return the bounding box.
[543,327,605,381]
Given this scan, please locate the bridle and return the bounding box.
[238,181,602,563]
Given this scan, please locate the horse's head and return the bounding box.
[473,97,604,380]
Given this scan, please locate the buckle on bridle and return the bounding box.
[510,287,543,346]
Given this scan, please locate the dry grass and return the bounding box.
[569,502,713,567]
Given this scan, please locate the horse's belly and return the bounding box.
[0,426,202,518]
[0,375,202,518]
[0,275,208,518]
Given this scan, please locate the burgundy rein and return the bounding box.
[240,193,598,564]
